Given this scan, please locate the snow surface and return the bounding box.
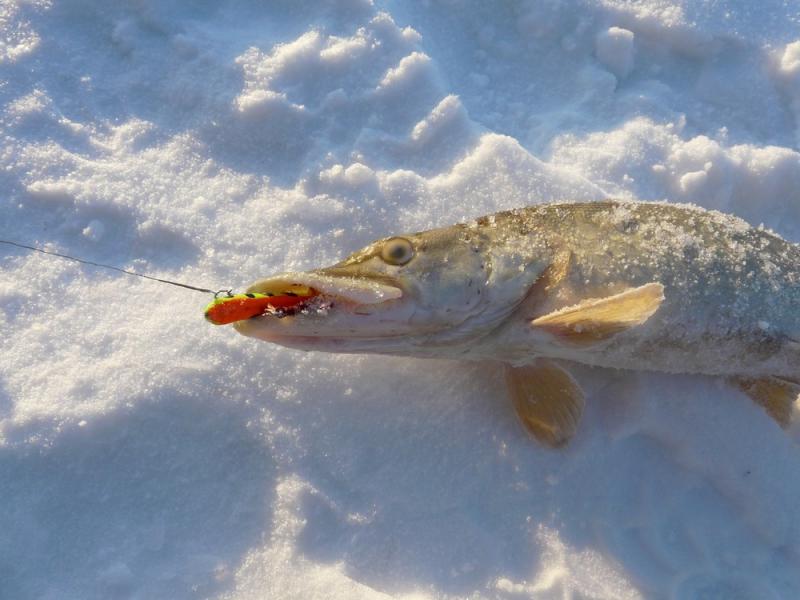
[3,1,800,598]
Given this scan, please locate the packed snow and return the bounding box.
[2,1,800,598]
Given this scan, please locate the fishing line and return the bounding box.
[0,239,231,296]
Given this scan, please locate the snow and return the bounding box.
[595,27,635,80]
[2,0,800,598]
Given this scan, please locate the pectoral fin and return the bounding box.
[531,282,665,347]
[505,359,585,447]
[734,376,799,428]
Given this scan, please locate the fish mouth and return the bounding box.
[234,271,404,324]
[233,271,406,343]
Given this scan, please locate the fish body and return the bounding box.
[231,201,800,445]
[470,202,800,377]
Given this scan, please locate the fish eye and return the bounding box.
[380,237,414,266]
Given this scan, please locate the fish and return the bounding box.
[229,200,800,447]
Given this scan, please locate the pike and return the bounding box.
[227,201,800,447]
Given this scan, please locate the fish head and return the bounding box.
[233,224,542,355]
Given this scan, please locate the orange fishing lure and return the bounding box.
[204,290,318,325]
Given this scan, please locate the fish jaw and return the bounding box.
[244,271,403,305]
[232,270,424,351]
